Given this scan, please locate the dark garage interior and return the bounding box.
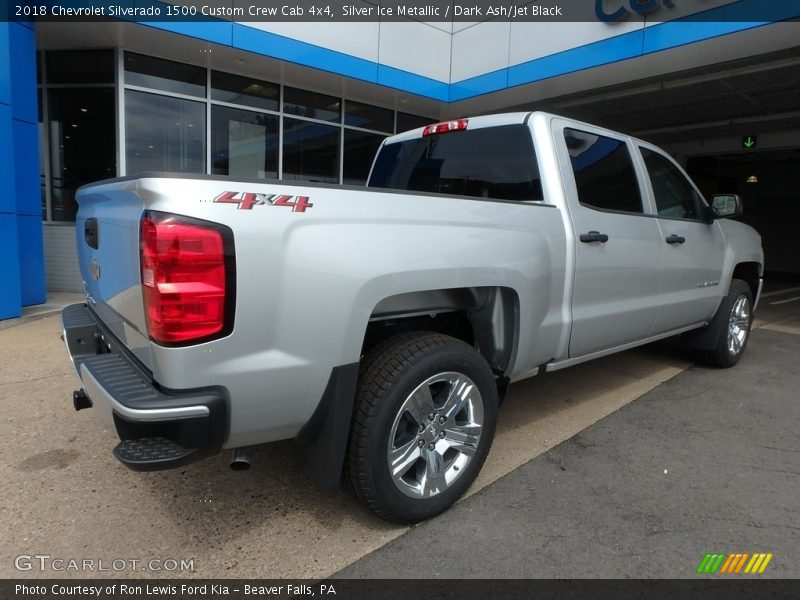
[687,151,800,275]
[530,45,800,280]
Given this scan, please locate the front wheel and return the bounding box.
[697,279,754,368]
[346,332,498,524]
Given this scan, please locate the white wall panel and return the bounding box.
[244,14,380,63]
[509,21,644,67]
[451,21,511,82]
[378,20,452,82]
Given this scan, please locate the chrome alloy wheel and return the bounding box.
[387,372,484,499]
[727,295,751,357]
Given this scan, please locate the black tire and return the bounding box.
[696,279,754,368]
[346,332,498,524]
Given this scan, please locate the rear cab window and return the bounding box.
[368,124,543,202]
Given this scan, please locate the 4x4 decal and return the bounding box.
[213,191,313,212]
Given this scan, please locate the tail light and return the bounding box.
[422,119,469,137]
[140,211,235,345]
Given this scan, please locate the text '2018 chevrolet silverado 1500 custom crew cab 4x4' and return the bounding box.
[62,112,763,523]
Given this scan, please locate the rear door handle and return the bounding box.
[579,231,609,244]
[665,234,686,245]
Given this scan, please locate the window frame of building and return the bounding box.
[39,48,436,222]
[38,48,118,224]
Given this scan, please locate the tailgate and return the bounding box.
[75,180,151,369]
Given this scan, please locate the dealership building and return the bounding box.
[1,0,800,319]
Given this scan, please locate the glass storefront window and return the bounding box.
[343,130,385,186]
[397,112,433,134]
[125,90,205,175]
[39,48,426,223]
[211,71,279,112]
[125,52,206,97]
[211,105,279,179]
[46,50,114,84]
[282,118,340,183]
[46,87,116,221]
[284,87,341,123]
[345,101,393,133]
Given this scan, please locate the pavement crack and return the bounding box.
[757,445,800,455]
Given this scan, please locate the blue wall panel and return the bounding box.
[0,24,10,107]
[0,22,44,318]
[9,22,37,125]
[13,119,41,216]
[0,104,14,215]
[0,213,22,320]
[17,214,46,306]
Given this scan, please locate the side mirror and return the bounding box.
[711,194,743,219]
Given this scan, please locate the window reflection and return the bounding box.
[282,118,340,183]
[284,87,341,123]
[397,112,432,134]
[344,130,385,185]
[125,90,205,175]
[47,88,116,221]
[211,71,279,112]
[125,52,206,98]
[211,105,278,179]
[345,101,393,133]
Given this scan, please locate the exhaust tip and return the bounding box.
[230,448,250,471]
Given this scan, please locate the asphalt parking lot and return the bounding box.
[1,284,798,579]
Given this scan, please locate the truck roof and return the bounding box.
[388,111,535,143]
[387,111,641,147]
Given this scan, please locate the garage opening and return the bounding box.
[687,150,800,277]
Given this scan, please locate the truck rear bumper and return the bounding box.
[61,303,228,471]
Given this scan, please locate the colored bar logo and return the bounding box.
[696,552,773,574]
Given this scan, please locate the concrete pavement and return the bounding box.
[335,325,800,578]
[1,284,798,579]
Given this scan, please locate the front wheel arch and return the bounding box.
[691,278,754,368]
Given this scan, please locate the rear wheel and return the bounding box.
[697,279,753,368]
[346,332,498,524]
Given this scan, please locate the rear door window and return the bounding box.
[368,124,543,202]
[564,128,643,214]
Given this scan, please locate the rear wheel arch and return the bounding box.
[362,286,520,378]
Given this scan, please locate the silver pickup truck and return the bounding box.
[61,112,763,523]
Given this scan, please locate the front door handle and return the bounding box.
[580,231,609,244]
[666,234,686,245]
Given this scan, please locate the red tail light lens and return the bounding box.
[140,212,234,345]
[422,118,469,137]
